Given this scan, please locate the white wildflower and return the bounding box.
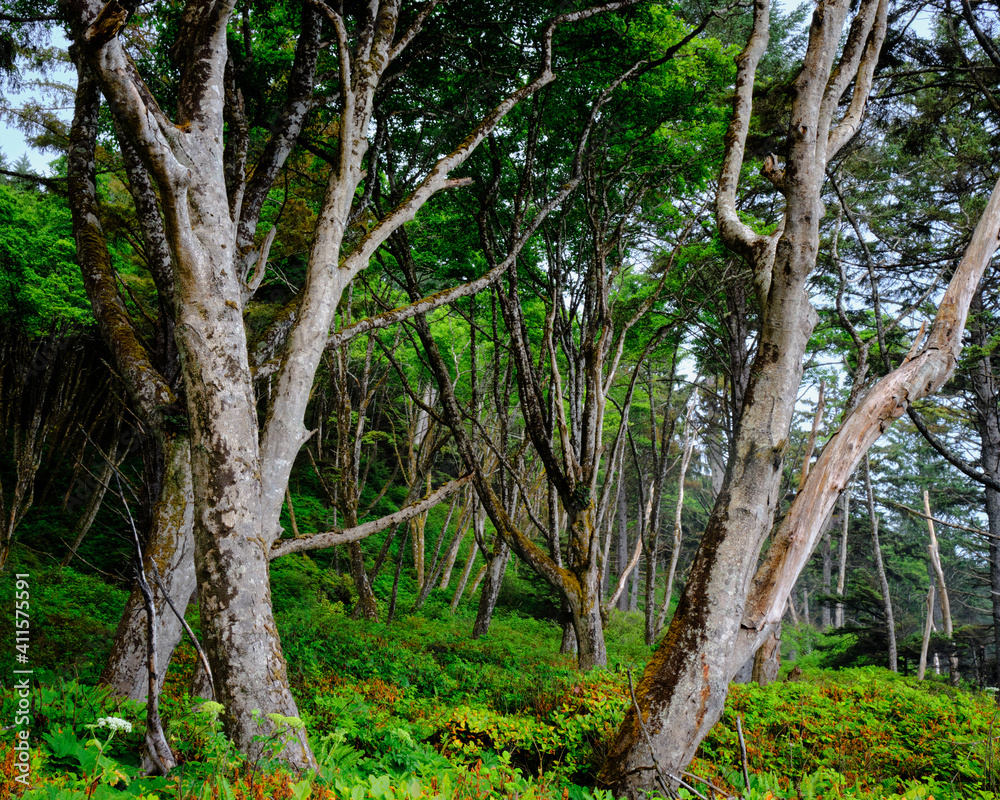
[96,716,133,734]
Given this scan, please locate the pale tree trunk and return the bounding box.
[69,0,605,765]
[702,148,1000,800]
[600,0,942,789]
[616,477,630,613]
[820,533,832,631]
[751,627,781,686]
[924,490,959,685]
[636,373,684,645]
[467,565,488,598]
[67,62,203,710]
[472,537,511,638]
[657,389,698,637]
[703,383,728,501]
[567,507,610,669]
[451,503,484,611]
[787,595,800,627]
[348,542,379,620]
[438,501,472,590]
[449,554,479,610]
[865,456,897,672]
[918,583,936,681]
[404,386,437,594]
[629,556,640,612]
[799,382,832,632]
[836,492,849,628]
[416,491,469,604]
[560,611,579,655]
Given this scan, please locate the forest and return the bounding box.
[1,0,1000,797]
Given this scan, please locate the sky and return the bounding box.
[0,30,74,176]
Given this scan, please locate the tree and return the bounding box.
[599,0,1000,791]
[63,0,649,765]
[402,7,732,667]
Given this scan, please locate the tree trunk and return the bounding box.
[436,493,473,591]
[560,606,579,655]
[101,437,195,700]
[866,456,897,672]
[599,0,901,790]
[836,492,849,628]
[628,552,640,612]
[751,626,781,686]
[643,530,660,646]
[918,584,935,681]
[988,477,1000,693]
[471,538,510,638]
[349,542,379,621]
[616,486,630,612]
[411,511,427,594]
[924,490,959,685]
[570,592,607,669]
[820,533,832,631]
[968,290,1000,691]
[450,524,482,611]
[657,396,697,637]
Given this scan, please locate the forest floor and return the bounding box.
[1,555,998,800]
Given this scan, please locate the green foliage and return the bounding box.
[6,586,1000,800]
[701,667,1000,799]
[0,566,129,682]
[0,182,90,333]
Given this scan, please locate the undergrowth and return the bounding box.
[1,557,998,799]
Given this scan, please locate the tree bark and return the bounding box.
[918,583,935,681]
[616,481,630,613]
[67,0,610,765]
[657,390,698,638]
[836,492,849,628]
[599,0,969,789]
[968,289,1000,691]
[472,538,510,638]
[451,511,482,612]
[820,533,832,631]
[348,542,379,621]
[924,490,959,684]
[866,458,897,672]
[101,436,195,700]
[751,626,781,686]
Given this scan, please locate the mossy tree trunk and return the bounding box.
[600,0,895,792]
[67,0,631,764]
[101,436,195,700]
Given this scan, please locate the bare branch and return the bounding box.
[825,0,888,160]
[743,168,1000,633]
[907,405,1000,492]
[270,474,472,559]
[389,0,443,63]
[716,0,772,259]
